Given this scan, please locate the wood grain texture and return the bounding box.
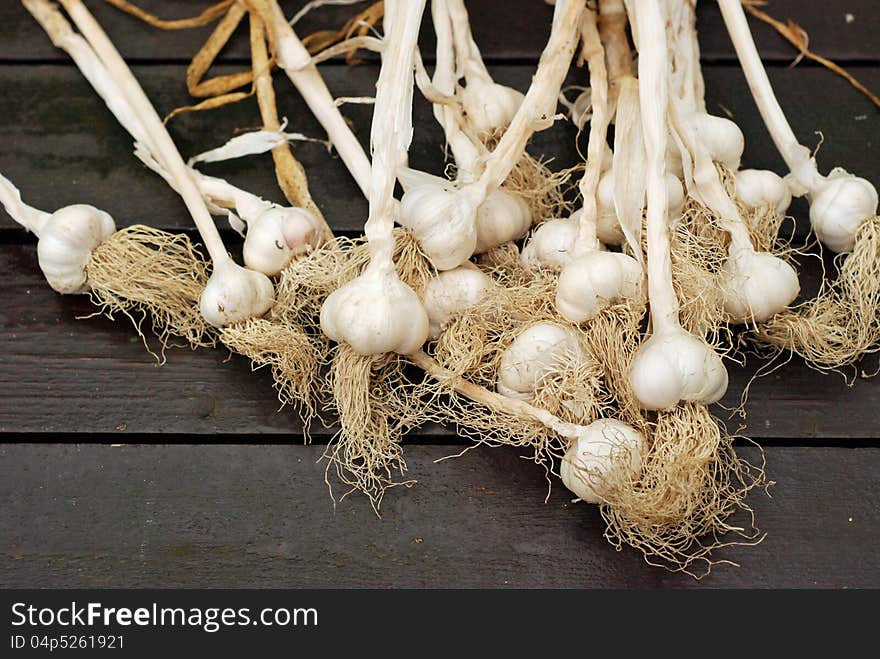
[0,444,877,588]
[0,0,877,63]
[2,242,879,439]
[0,63,877,236]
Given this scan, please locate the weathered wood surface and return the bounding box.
[1,63,877,235]
[1,444,877,588]
[0,0,877,63]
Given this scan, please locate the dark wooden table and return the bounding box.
[1,1,878,588]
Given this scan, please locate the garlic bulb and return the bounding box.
[473,189,532,253]
[556,251,642,323]
[243,206,322,277]
[628,326,728,411]
[36,204,116,294]
[460,77,525,136]
[199,258,274,327]
[321,262,429,355]
[560,419,645,504]
[520,216,579,271]
[596,172,625,246]
[423,266,493,339]
[666,172,686,219]
[691,112,745,170]
[735,169,792,214]
[399,183,477,270]
[497,322,581,401]
[722,248,799,323]
[809,171,878,254]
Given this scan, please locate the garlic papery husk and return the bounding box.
[721,247,799,323]
[628,326,728,411]
[423,266,493,339]
[37,204,116,294]
[691,112,745,170]
[735,168,792,214]
[520,216,579,271]
[199,259,274,327]
[460,76,525,137]
[560,419,646,504]
[320,261,429,356]
[473,188,532,253]
[243,206,322,277]
[497,322,582,401]
[809,170,879,254]
[399,182,478,270]
[556,250,642,323]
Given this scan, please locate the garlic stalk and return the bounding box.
[0,173,114,294]
[718,0,879,254]
[320,0,429,356]
[555,7,642,324]
[42,0,273,328]
[666,0,799,324]
[627,0,728,412]
[402,0,584,271]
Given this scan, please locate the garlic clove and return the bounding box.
[36,204,116,294]
[473,189,532,253]
[460,77,525,137]
[560,419,645,504]
[243,206,321,277]
[722,248,799,323]
[809,171,878,254]
[199,259,274,327]
[399,183,478,271]
[556,251,642,323]
[422,266,493,339]
[320,263,429,355]
[735,169,792,214]
[497,322,581,400]
[628,327,728,410]
[520,216,579,271]
[691,112,745,170]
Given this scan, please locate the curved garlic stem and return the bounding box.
[597,0,632,109]
[259,0,373,198]
[467,0,585,202]
[58,0,229,266]
[0,173,50,236]
[445,0,492,82]
[573,7,608,254]
[666,0,704,112]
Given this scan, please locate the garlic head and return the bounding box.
[809,171,878,253]
[473,189,532,253]
[423,266,493,339]
[556,251,642,323]
[497,322,581,401]
[692,112,745,170]
[722,248,799,323]
[243,206,322,277]
[460,77,525,137]
[199,259,274,327]
[37,204,116,294]
[596,172,625,246]
[520,216,579,271]
[399,183,477,270]
[735,169,792,214]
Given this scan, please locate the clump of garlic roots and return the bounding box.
[719,0,880,372]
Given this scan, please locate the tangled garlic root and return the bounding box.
[754,215,880,372]
[85,225,213,357]
[219,318,321,426]
[600,403,767,578]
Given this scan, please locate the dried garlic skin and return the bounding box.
[37,204,115,294]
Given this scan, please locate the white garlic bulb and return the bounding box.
[199,259,274,327]
[473,189,532,253]
[692,112,745,170]
[399,183,477,270]
[560,419,645,504]
[722,248,799,323]
[809,171,878,254]
[497,322,581,401]
[422,266,493,339]
[520,216,579,271]
[320,262,429,355]
[596,172,625,246]
[460,77,525,136]
[628,326,728,411]
[556,251,642,323]
[735,169,792,214]
[36,204,116,294]
[243,206,322,277]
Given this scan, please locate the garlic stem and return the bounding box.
[445,0,492,82]
[258,0,373,198]
[58,0,230,265]
[0,173,50,236]
[597,0,632,108]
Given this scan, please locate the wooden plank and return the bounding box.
[0,0,876,63]
[0,444,876,588]
[2,242,879,439]
[0,63,877,236]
